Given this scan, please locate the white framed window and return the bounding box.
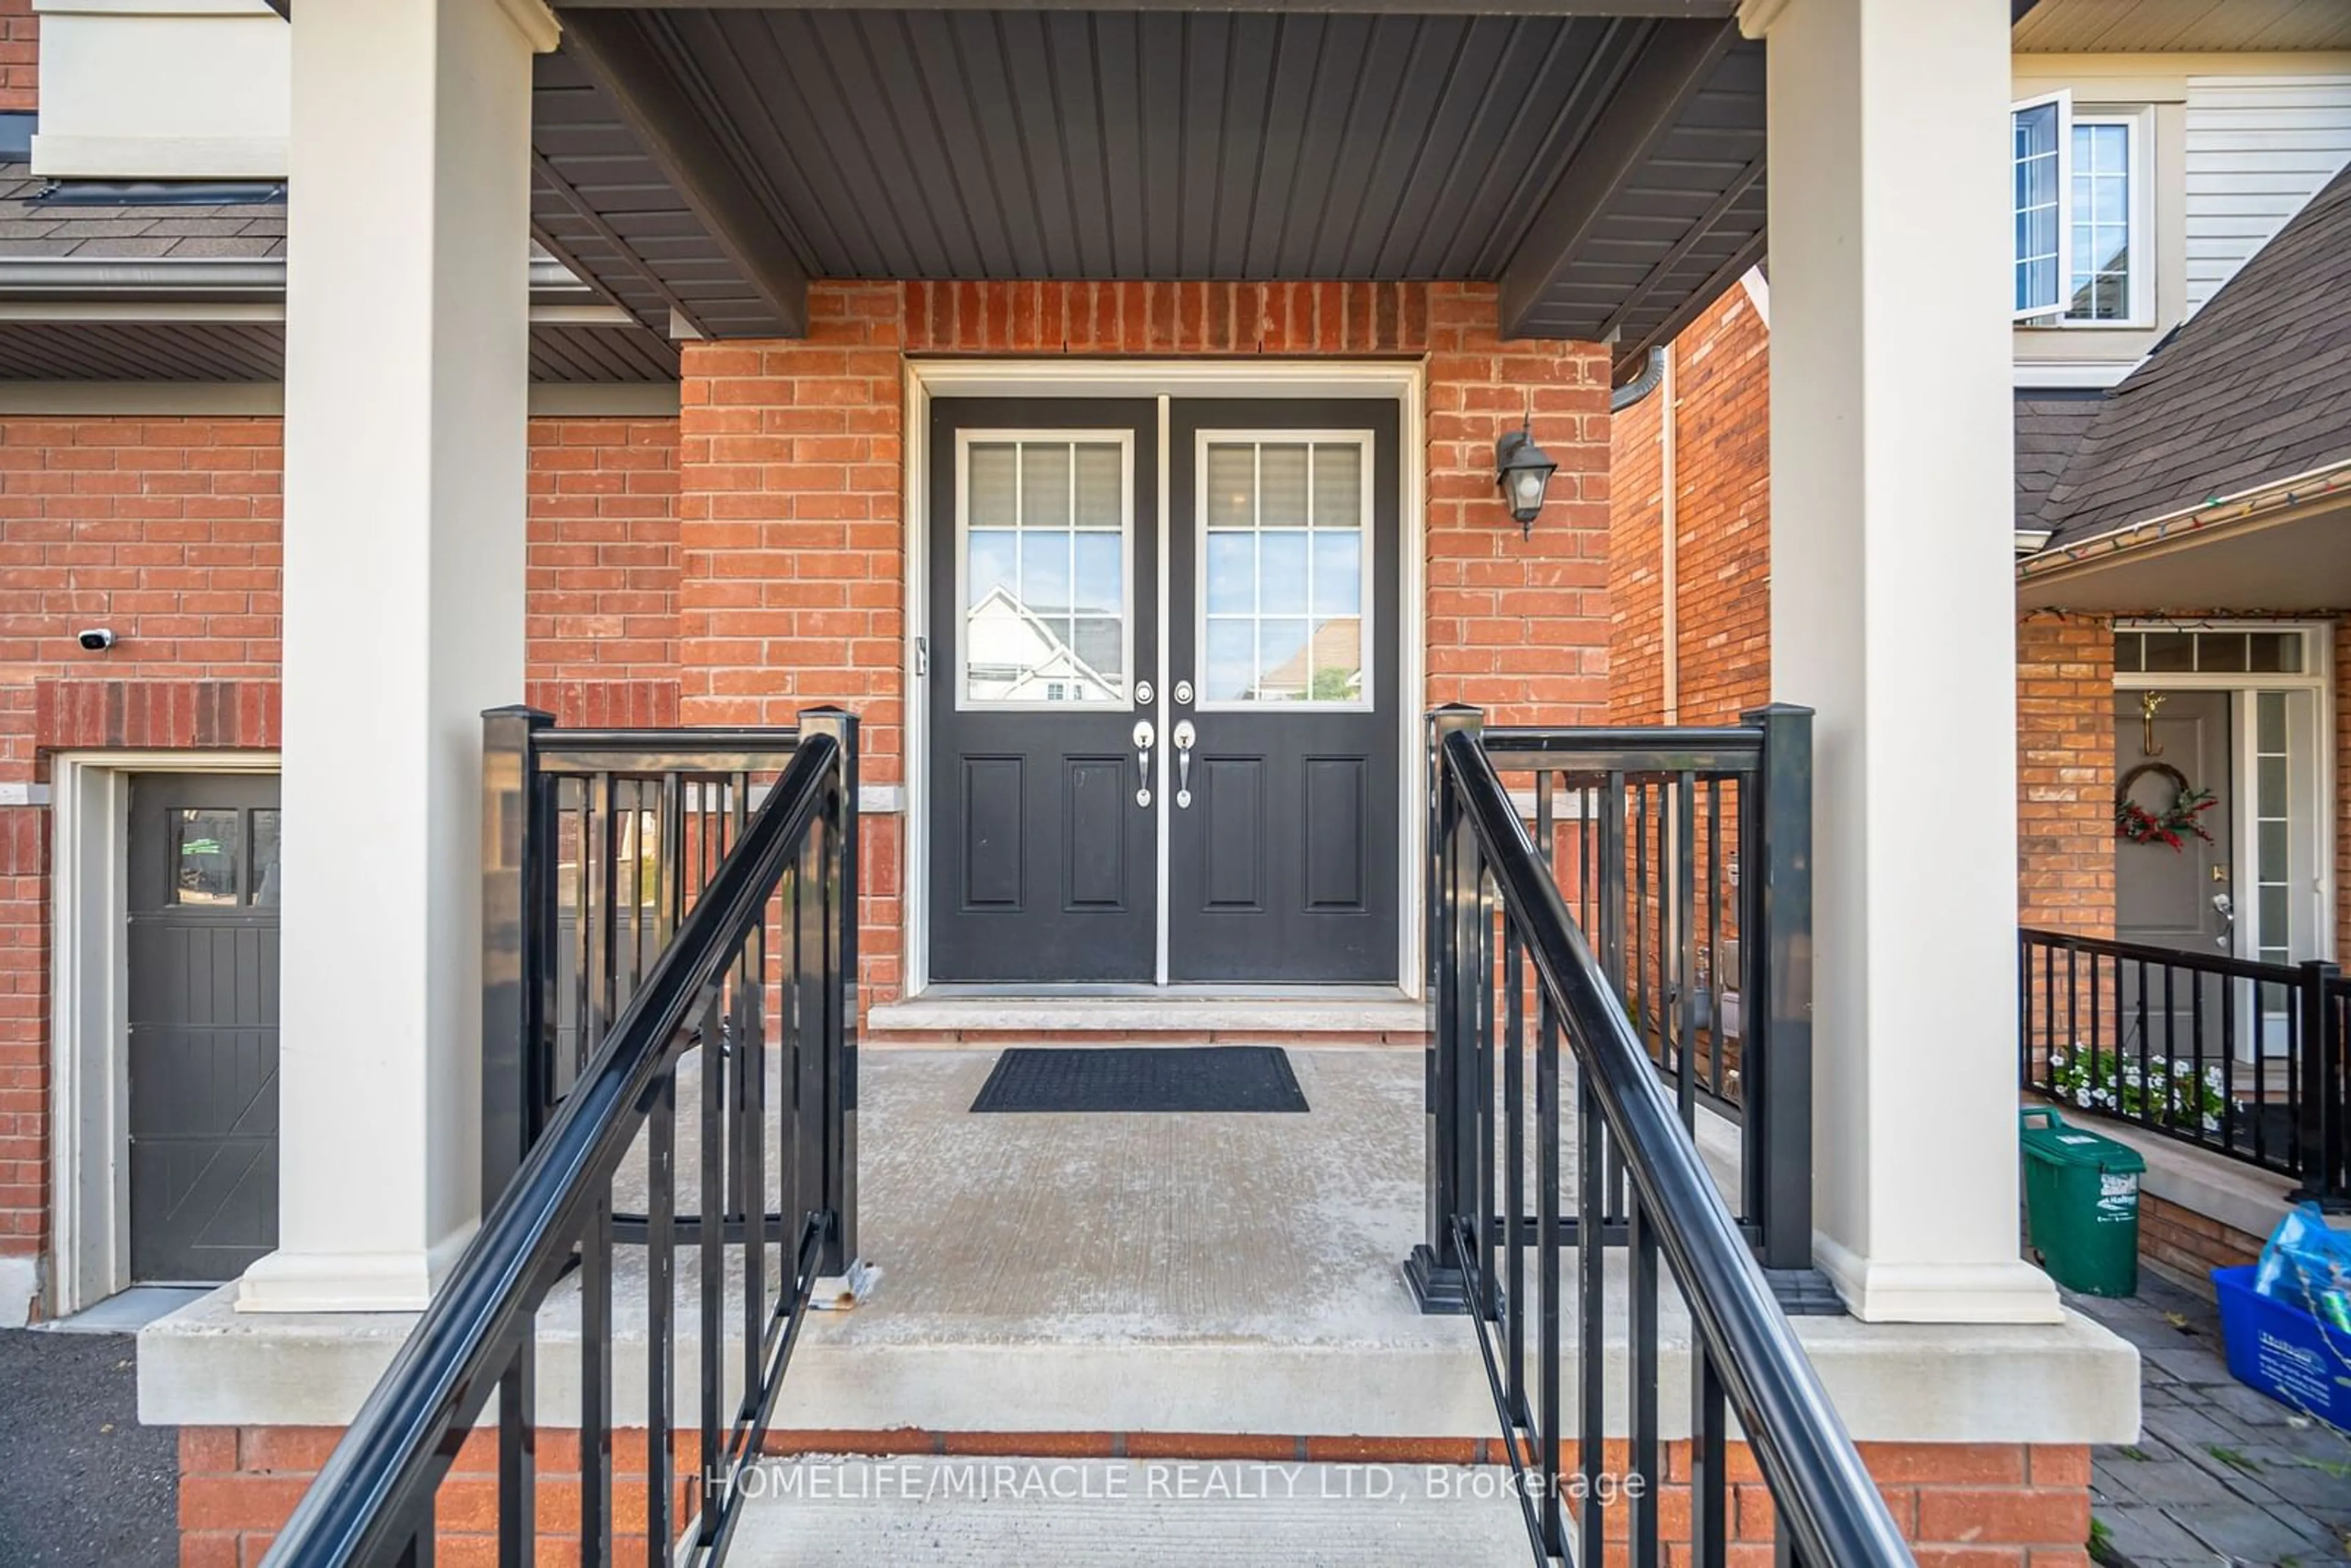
[954,430,1136,711]
[1195,430,1374,711]
[2012,90,2072,320]
[2063,110,2150,326]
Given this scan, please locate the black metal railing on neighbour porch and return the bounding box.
[263,710,858,1568]
[1418,705,1905,1567]
[2020,928,2347,1207]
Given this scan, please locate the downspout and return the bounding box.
[1657,348,1680,726]
[1609,347,1676,721]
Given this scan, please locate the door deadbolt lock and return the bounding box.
[1132,720,1155,808]
[1173,680,1194,706]
[1172,719,1196,808]
[1135,680,1154,706]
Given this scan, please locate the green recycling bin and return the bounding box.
[2020,1108,2145,1297]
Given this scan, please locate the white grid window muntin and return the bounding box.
[956,430,1134,710]
[2012,91,2071,319]
[1196,430,1374,710]
[2253,691,2292,975]
[2066,114,2139,323]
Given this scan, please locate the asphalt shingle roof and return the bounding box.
[2013,388,2105,531]
[0,164,286,259]
[2036,161,2351,550]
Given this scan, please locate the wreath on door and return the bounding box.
[2114,760,2217,850]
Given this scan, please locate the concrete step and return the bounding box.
[724,1457,1536,1566]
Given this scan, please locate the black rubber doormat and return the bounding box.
[969,1046,1309,1113]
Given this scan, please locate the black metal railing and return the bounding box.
[1417,713,1905,1567]
[264,708,858,1568]
[2020,927,2347,1206]
[1411,703,1817,1299]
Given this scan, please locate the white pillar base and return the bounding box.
[1815,1235,2063,1326]
[234,1226,476,1316]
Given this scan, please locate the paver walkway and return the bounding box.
[2071,1272,2351,1566]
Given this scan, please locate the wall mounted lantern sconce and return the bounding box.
[1494,418,1558,538]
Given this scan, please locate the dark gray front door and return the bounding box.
[926,397,1402,986]
[128,773,280,1283]
[1166,400,1400,982]
[928,400,1161,983]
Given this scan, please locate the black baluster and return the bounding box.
[1504,918,1527,1430]
[580,1192,613,1568]
[1573,1021,1600,1567]
[1692,1348,1728,1567]
[1629,1189,1659,1568]
[495,1336,535,1568]
[646,1066,675,1567]
[698,988,724,1550]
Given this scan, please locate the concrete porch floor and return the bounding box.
[781,1046,1487,1436]
[141,1046,2135,1451]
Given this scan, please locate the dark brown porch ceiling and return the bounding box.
[0,320,681,383]
[535,6,1766,364]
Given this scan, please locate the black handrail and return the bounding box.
[1431,722,1908,1567]
[265,722,855,1568]
[2020,926,2347,1206]
[1412,704,1818,1299]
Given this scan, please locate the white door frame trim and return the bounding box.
[2110,618,2337,969]
[48,749,281,1318]
[901,358,1429,1000]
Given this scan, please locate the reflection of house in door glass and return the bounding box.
[963,438,1128,703]
[965,586,1123,702]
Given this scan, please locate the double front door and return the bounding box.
[928,397,1401,985]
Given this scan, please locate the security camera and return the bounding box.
[77,628,116,652]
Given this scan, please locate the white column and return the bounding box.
[238,0,558,1313]
[1748,0,2063,1322]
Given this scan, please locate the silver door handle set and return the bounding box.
[1130,718,1199,809]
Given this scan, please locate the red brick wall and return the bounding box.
[0,415,678,1277]
[2139,1193,2262,1288]
[1605,283,1770,728]
[2015,613,2117,936]
[179,1424,2092,1568]
[0,0,34,112]
[680,280,1613,1006]
[526,418,681,680]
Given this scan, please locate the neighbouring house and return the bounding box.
[1611,13,2351,1295]
[0,1,2163,1565]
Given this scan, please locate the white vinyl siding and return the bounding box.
[2183,73,2351,313]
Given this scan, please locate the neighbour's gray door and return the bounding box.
[2113,691,2232,1059]
[128,774,280,1283]
[924,397,1401,986]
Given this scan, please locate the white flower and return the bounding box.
[2049,1050,2067,1068]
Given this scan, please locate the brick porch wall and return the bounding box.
[179,1425,2091,1568]
[2139,1193,2263,1288]
[2015,613,2117,937]
[677,279,1613,1007]
[0,415,679,1285]
[0,0,34,111]
[1605,284,1770,729]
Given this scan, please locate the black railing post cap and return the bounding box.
[482,703,555,724]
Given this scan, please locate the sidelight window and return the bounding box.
[959,434,1132,708]
[1199,433,1372,708]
